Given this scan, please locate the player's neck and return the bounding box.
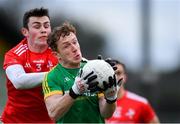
[61,62,80,69]
[117,86,125,99]
[28,44,48,53]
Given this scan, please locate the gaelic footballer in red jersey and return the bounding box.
[106,60,160,123]
[1,8,58,123]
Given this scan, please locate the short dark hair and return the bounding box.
[23,7,50,29]
[112,59,127,74]
[48,21,76,52]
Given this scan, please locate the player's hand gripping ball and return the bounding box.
[80,59,115,92]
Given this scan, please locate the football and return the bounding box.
[81,59,115,90]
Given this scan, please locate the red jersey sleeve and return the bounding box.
[3,49,23,70]
[3,39,27,70]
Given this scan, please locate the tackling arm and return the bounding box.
[6,64,47,89]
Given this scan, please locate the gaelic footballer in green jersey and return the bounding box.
[43,22,118,123]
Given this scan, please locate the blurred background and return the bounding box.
[0,0,180,122]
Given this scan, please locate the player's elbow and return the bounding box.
[48,110,59,121]
[11,74,36,89]
[48,112,56,121]
[9,74,27,89]
[14,85,22,90]
[12,80,25,89]
[102,112,114,119]
[100,107,115,118]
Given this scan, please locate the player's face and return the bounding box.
[115,64,126,85]
[57,32,82,68]
[24,16,51,47]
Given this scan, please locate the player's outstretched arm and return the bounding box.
[6,64,47,89]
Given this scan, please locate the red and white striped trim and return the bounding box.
[14,44,28,56]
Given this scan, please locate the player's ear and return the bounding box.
[52,51,59,57]
[123,74,128,83]
[21,27,28,37]
[53,51,61,61]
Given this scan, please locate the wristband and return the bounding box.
[69,88,79,99]
[106,98,117,104]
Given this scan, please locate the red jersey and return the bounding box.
[1,38,58,123]
[106,91,156,123]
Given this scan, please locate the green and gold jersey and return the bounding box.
[43,61,104,123]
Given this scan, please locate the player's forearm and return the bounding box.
[45,93,75,121]
[6,64,47,89]
[99,97,116,118]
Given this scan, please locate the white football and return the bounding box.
[81,59,115,89]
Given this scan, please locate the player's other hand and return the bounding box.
[69,70,97,99]
[103,75,123,104]
[97,55,117,71]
